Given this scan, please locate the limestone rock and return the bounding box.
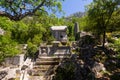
[92,62,106,78]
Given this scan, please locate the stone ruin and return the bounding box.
[3,54,24,67]
[39,42,71,57]
[30,26,72,80]
[74,22,79,37]
[50,26,67,42]
[0,25,78,80]
[39,26,71,57]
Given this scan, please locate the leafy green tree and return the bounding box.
[108,9,120,32]
[0,0,64,21]
[11,21,28,43]
[0,32,20,62]
[26,42,37,59]
[0,0,66,62]
[0,17,14,30]
[86,0,120,47]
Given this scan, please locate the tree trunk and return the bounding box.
[102,31,106,48]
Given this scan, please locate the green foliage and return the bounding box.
[0,17,14,30]
[11,21,28,43]
[0,33,20,62]
[108,32,120,58]
[86,0,118,33]
[113,38,120,55]
[53,61,75,80]
[79,35,96,47]
[108,9,120,32]
[0,10,66,62]
[110,72,120,80]
[67,25,75,41]
[0,0,64,20]
[26,42,38,59]
[83,0,120,47]
[107,37,115,43]
[65,19,79,41]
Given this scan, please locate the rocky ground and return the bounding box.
[52,35,120,80]
[0,57,33,80]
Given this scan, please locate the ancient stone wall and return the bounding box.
[4,54,24,66]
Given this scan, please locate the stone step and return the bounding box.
[36,57,69,61]
[39,54,71,57]
[29,76,45,80]
[36,58,59,61]
[32,70,46,76]
[33,65,51,69]
[32,72,45,76]
[35,61,59,65]
[33,69,48,72]
[33,65,57,70]
[32,68,55,76]
[54,54,71,56]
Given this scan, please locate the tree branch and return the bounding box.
[0,11,13,19]
[32,0,46,13]
[0,0,46,21]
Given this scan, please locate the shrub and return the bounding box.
[78,35,96,47]
[110,72,120,80]
[53,61,75,80]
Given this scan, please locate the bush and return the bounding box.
[53,61,75,80]
[108,38,120,58]
[78,35,96,47]
[113,38,120,54]
[26,42,38,59]
[110,72,120,80]
[107,37,115,43]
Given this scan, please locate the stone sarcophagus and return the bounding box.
[50,26,67,42]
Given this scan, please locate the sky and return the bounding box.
[57,0,93,17]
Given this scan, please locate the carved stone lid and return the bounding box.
[50,26,67,31]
